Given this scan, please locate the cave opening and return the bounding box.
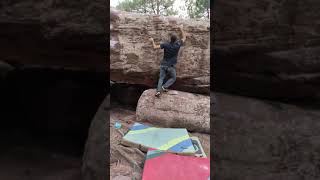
[0,65,107,179]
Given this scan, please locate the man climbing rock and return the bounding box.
[149,25,186,97]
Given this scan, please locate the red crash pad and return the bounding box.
[142,149,210,180]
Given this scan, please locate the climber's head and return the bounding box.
[170,33,177,43]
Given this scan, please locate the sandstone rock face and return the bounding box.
[82,95,109,180]
[0,0,106,72]
[136,89,210,133]
[110,10,210,94]
[213,0,320,100]
[212,92,320,180]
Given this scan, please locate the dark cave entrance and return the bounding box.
[0,66,107,179]
[111,83,149,110]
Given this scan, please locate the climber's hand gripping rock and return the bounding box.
[178,25,186,44]
[149,37,161,49]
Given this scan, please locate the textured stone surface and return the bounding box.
[111,10,210,94]
[136,89,210,133]
[82,95,109,180]
[213,0,320,100]
[212,92,320,180]
[0,0,106,71]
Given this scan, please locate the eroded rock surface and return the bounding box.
[136,89,210,133]
[212,92,320,180]
[111,10,210,94]
[213,0,320,100]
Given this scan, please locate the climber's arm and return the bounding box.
[149,38,161,49]
[179,26,186,44]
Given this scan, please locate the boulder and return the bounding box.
[136,89,210,133]
[82,95,109,180]
[212,92,320,180]
[110,10,210,94]
[213,0,320,100]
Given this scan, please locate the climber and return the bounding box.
[149,25,186,97]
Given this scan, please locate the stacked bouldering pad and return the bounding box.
[191,136,207,158]
[121,123,210,179]
[121,123,196,155]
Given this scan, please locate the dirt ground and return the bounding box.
[110,107,210,180]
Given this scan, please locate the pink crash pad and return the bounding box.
[142,149,210,180]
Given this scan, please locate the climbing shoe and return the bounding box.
[155,91,161,97]
[162,86,168,92]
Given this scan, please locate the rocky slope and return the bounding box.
[111,10,210,94]
[213,0,320,100]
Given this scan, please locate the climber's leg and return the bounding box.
[163,66,176,89]
[156,65,167,94]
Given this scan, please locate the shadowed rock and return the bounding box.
[82,95,109,180]
[0,0,107,72]
[212,92,320,180]
[213,0,320,100]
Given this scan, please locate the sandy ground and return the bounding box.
[110,107,210,180]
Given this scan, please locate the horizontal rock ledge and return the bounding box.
[136,89,210,133]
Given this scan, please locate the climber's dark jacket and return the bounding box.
[160,40,183,66]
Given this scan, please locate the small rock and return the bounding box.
[168,90,178,95]
[113,175,131,180]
